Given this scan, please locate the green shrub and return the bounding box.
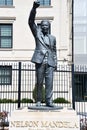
[21,98,33,103]
[53,97,70,103]
[0,99,2,103]
[0,98,33,103]
[0,98,13,103]
[14,99,18,103]
[33,84,45,103]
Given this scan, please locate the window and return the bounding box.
[0,0,13,6]
[74,0,87,55]
[39,0,51,6]
[0,66,12,85]
[74,0,87,17]
[0,24,12,48]
[74,73,87,101]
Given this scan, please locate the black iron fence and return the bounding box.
[0,61,72,113]
[74,65,87,129]
[0,61,87,126]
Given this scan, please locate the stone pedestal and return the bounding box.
[9,107,80,130]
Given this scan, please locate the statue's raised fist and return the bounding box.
[33,1,40,9]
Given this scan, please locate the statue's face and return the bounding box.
[41,21,49,35]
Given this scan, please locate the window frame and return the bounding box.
[39,0,51,6]
[0,65,12,85]
[0,0,13,6]
[0,24,13,48]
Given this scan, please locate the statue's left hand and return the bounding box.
[33,1,40,9]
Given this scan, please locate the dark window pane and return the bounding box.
[1,25,11,36]
[44,0,50,5]
[7,0,13,5]
[0,24,12,48]
[74,73,87,101]
[40,0,50,6]
[1,38,11,48]
[0,0,13,5]
[0,66,12,85]
[0,0,5,5]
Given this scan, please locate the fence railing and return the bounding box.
[0,61,87,126]
[0,61,72,112]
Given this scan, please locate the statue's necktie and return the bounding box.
[44,35,50,46]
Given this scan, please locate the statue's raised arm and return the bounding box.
[28,1,40,37]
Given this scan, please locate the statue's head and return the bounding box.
[41,20,50,35]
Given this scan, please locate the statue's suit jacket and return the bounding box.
[28,8,57,67]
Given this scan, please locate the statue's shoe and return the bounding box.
[46,103,55,107]
[36,101,41,107]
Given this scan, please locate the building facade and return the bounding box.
[0,0,72,103]
[0,0,72,62]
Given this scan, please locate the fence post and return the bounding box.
[72,63,75,109]
[18,62,21,108]
[72,0,75,110]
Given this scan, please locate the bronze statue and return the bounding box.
[28,1,57,107]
